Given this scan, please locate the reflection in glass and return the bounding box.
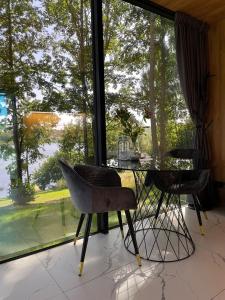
[0,0,95,262]
[103,0,194,227]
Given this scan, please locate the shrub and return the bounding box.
[32,153,63,190]
[9,181,35,205]
[55,178,67,190]
[33,151,82,190]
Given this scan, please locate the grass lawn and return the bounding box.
[0,189,70,208]
[0,171,134,262]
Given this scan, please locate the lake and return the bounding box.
[0,143,58,198]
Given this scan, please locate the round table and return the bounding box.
[107,158,195,262]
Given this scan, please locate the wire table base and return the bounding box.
[124,170,195,262]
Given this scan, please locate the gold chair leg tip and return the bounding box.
[203,212,208,220]
[121,231,124,239]
[200,225,205,236]
[136,254,142,267]
[73,238,77,245]
[78,262,84,276]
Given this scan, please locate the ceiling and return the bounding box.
[151,0,225,24]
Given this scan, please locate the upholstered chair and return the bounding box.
[59,159,141,276]
[145,169,210,235]
[165,148,199,160]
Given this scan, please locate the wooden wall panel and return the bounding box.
[152,0,225,24]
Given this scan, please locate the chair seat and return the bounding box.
[92,186,137,213]
[169,180,201,194]
[145,169,210,195]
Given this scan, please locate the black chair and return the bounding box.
[165,148,211,209]
[165,148,199,160]
[58,159,141,276]
[145,169,210,235]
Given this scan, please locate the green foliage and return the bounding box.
[32,150,81,191]
[0,0,194,201]
[9,181,35,205]
[172,122,195,149]
[55,179,67,190]
[115,108,144,147]
[106,115,123,156]
[0,0,54,186]
[32,153,63,191]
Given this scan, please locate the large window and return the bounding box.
[0,0,193,262]
[103,0,193,226]
[103,0,192,162]
[0,0,96,262]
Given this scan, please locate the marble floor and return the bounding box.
[1,207,225,300]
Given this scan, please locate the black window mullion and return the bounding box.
[91,0,108,234]
[91,0,106,167]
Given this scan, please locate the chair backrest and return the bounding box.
[145,169,210,194]
[197,169,210,192]
[58,159,93,213]
[166,148,198,160]
[74,164,121,187]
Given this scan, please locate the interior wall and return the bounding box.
[208,18,225,183]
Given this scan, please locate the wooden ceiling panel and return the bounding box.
[152,0,225,23]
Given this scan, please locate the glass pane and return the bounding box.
[0,0,95,262]
[103,0,193,227]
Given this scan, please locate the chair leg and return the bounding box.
[192,195,204,236]
[195,195,208,220]
[117,211,124,239]
[166,193,172,208]
[74,213,85,245]
[79,214,92,276]
[125,210,141,267]
[155,192,165,221]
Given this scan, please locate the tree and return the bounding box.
[0,0,50,196]
[115,108,144,150]
[41,0,94,163]
[58,121,94,163]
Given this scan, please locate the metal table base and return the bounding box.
[124,170,195,262]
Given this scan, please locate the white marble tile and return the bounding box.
[178,207,220,234]
[2,208,225,300]
[167,246,225,300]
[104,244,225,300]
[0,255,62,300]
[65,275,115,300]
[36,227,135,292]
[46,292,68,300]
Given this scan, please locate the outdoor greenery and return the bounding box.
[0,0,193,259]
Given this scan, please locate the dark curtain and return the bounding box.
[175,12,209,169]
[175,12,216,209]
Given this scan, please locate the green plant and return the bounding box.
[32,153,63,190]
[9,181,35,205]
[32,151,82,190]
[115,108,144,148]
[55,178,67,190]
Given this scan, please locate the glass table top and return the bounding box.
[106,157,193,171]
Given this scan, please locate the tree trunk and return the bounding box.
[67,0,89,163]
[79,0,89,163]
[147,15,159,158]
[25,151,30,184]
[159,18,167,161]
[7,0,23,183]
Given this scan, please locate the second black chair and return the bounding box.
[145,169,210,235]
